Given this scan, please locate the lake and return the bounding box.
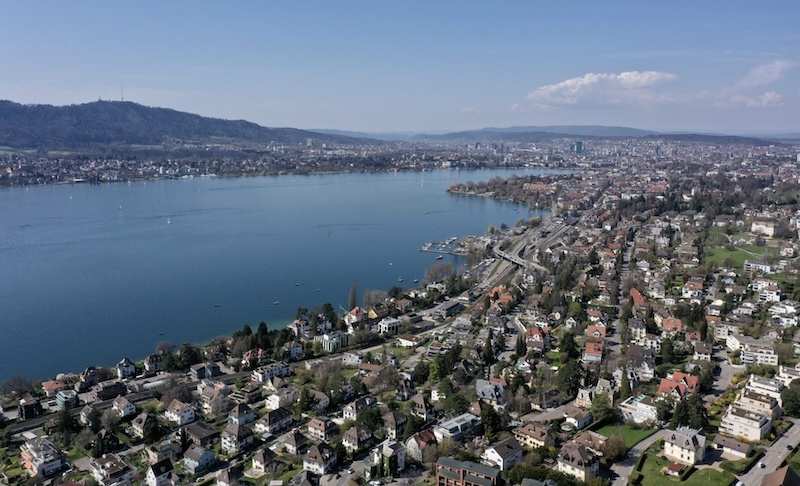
[0,168,559,381]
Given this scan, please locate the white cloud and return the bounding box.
[461,107,481,115]
[736,60,794,90]
[517,62,793,112]
[524,71,677,107]
[722,91,783,108]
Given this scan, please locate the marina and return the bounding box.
[419,236,469,256]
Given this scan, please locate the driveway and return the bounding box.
[609,429,665,486]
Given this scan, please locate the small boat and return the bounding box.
[398,276,403,282]
[295,283,300,287]
[157,332,164,335]
[167,217,171,225]
[436,255,444,260]
[118,205,122,211]
[214,304,221,308]
[316,288,321,292]
[273,301,280,305]
[413,279,419,283]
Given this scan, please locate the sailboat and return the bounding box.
[167,217,171,225]
[398,276,403,282]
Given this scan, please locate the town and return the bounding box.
[4,138,800,486]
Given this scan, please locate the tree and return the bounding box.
[155,340,174,357]
[590,393,615,424]
[556,361,582,398]
[443,394,469,417]
[494,332,506,355]
[620,374,632,401]
[143,418,163,444]
[177,343,202,370]
[483,330,495,365]
[348,283,357,311]
[781,386,800,417]
[559,332,579,362]
[100,409,120,430]
[657,396,675,422]
[413,361,430,385]
[515,335,527,357]
[402,414,424,442]
[669,399,689,429]
[685,394,708,429]
[1,375,32,395]
[424,261,455,284]
[603,435,628,461]
[481,405,502,440]
[356,407,382,431]
[56,409,79,435]
[661,338,675,364]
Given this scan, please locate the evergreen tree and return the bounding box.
[483,329,495,365]
[685,394,709,430]
[480,405,502,440]
[556,361,582,398]
[661,338,675,364]
[669,399,689,429]
[781,387,800,417]
[559,331,579,361]
[590,393,615,424]
[620,374,632,401]
[515,335,527,357]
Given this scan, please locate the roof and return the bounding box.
[712,435,751,454]
[488,437,522,460]
[436,456,500,479]
[665,427,705,451]
[763,466,800,486]
[149,458,174,477]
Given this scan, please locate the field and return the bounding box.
[638,454,735,486]
[704,245,766,268]
[595,424,658,448]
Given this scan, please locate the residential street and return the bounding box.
[739,419,800,485]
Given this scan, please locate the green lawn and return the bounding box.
[595,424,657,448]
[789,449,800,474]
[704,245,766,268]
[638,454,735,486]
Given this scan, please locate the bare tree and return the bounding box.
[155,340,174,356]
[1,375,32,395]
[100,409,120,430]
[424,261,455,284]
[363,289,388,310]
[348,283,357,311]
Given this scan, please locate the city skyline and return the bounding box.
[2,1,798,134]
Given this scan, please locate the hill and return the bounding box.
[0,100,369,150]
[411,125,655,142]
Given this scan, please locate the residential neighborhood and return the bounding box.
[6,146,800,486]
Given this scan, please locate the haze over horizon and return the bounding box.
[2,2,798,134]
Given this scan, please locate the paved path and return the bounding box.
[610,429,665,486]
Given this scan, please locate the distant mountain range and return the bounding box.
[0,100,780,151]
[0,100,369,150]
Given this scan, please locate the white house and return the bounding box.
[112,395,136,418]
[164,399,195,426]
[664,427,706,465]
[481,437,523,471]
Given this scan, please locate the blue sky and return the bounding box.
[2,1,798,133]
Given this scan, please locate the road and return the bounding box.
[609,429,665,486]
[739,419,800,485]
